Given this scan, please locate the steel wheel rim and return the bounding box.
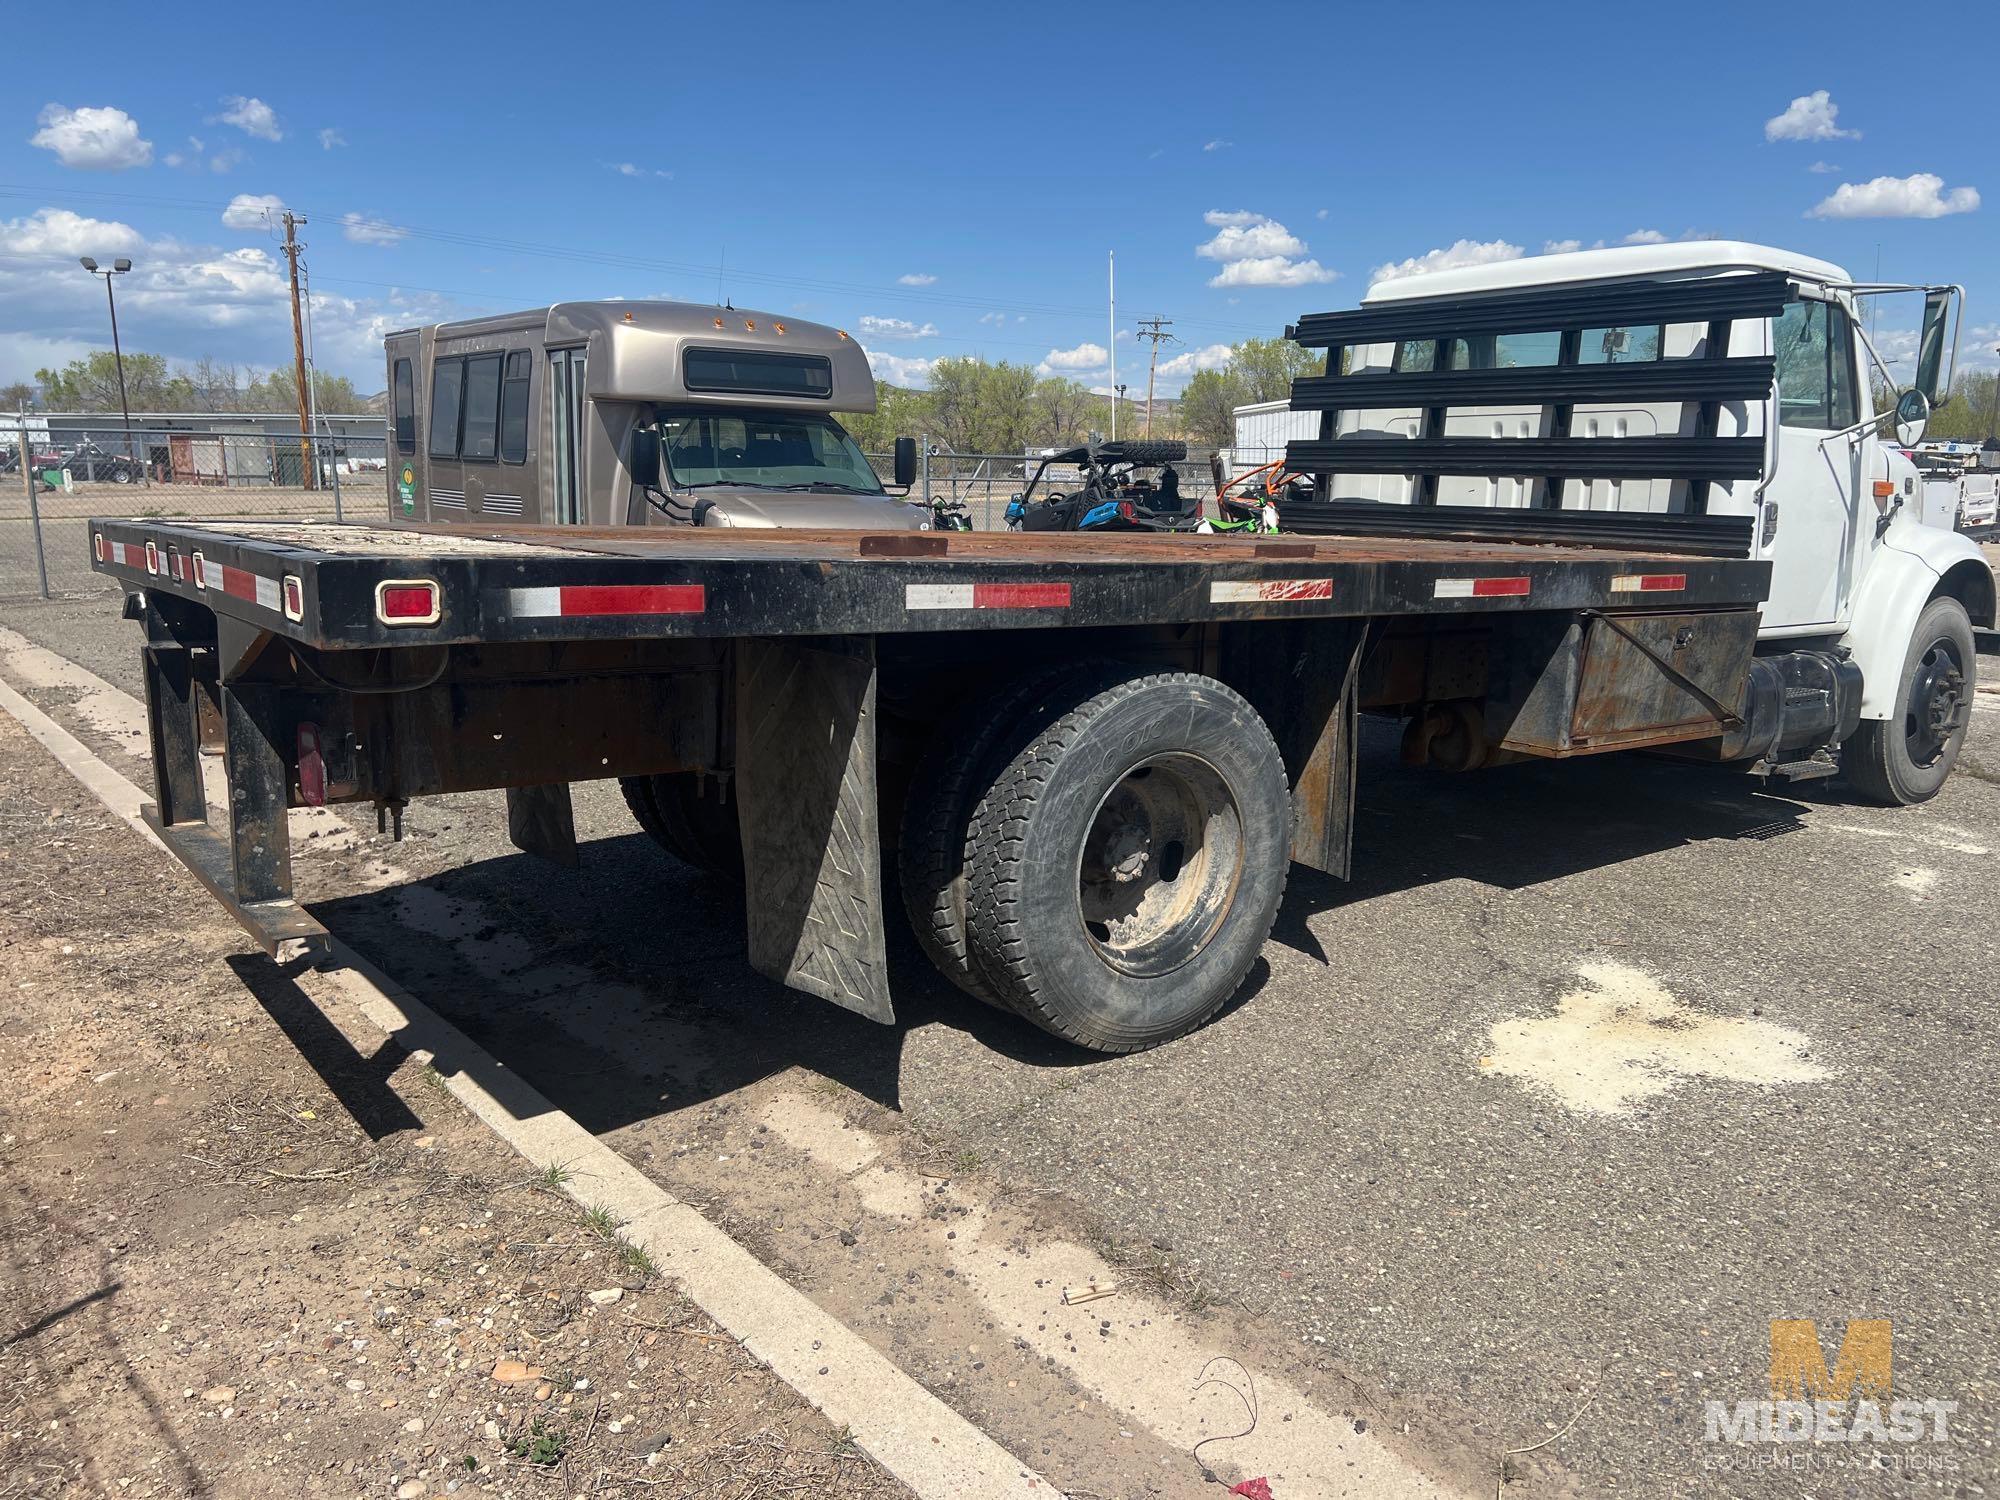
[1904,637,1968,767]
[1073,752,1243,979]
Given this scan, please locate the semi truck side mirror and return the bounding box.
[1915,288,1954,405]
[893,436,917,489]
[630,425,662,487]
[1893,388,1931,448]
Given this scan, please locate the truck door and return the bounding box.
[548,347,587,524]
[1760,295,1863,630]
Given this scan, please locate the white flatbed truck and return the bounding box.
[92,244,1993,1054]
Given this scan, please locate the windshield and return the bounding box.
[658,407,884,494]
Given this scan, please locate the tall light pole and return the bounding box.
[79,256,139,475]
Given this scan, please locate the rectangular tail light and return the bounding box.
[282,575,304,622]
[375,579,441,626]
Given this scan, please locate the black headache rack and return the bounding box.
[1279,269,1792,552]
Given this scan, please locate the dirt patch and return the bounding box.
[0,712,908,1500]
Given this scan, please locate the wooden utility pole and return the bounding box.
[280,211,316,490]
[1136,316,1176,436]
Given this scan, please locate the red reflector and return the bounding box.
[1471,576,1531,597]
[376,580,441,625]
[972,582,1071,609]
[559,584,706,616]
[380,586,435,617]
[282,575,304,621]
[144,540,159,574]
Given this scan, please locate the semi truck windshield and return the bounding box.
[660,409,885,493]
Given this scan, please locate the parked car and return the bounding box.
[64,441,146,484]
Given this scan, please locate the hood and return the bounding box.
[689,488,930,531]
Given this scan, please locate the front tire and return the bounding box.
[962,672,1290,1053]
[1844,595,1976,805]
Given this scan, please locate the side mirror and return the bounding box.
[1915,288,1954,405]
[630,425,662,487]
[893,436,917,489]
[1894,388,1931,448]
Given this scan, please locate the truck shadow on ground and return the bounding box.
[272,730,1822,1146]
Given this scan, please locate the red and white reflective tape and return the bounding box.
[104,539,145,570]
[508,583,706,617]
[217,563,283,613]
[1435,576,1531,599]
[906,582,1071,611]
[1610,573,1688,594]
[1209,578,1333,604]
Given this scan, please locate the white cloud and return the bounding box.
[1195,210,1336,287]
[1315,208,1329,220]
[29,104,153,171]
[0,207,145,259]
[1809,173,1980,220]
[217,96,283,142]
[1203,139,1231,152]
[1808,160,1839,173]
[1209,256,1338,288]
[1622,228,1668,245]
[609,161,672,179]
[1155,343,1234,379]
[341,213,408,246]
[977,311,1007,326]
[856,315,938,340]
[209,148,244,175]
[221,193,284,232]
[319,128,346,150]
[1036,341,1109,377]
[863,349,935,388]
[897,272,937,286]
[0,202,457,386]
[1369,238,1524,285]
[1541,238,1583,255]
[1764,90,1858,143]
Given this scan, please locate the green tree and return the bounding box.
[1229,336,1321,403]
[0,380,35,410]
[1177,368,1246,447]
[1926,369,1999,442]
[35,351,174,411]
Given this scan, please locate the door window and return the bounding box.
[548,348,586,524]
[460,354,503,462]
[1774,299,1860,430]
[428,359,464,459]
[392,359,416,454]
[499,351,531,463]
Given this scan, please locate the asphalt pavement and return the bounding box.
[4,591,1995,1498]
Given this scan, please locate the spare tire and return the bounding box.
[1102,439,1188,466]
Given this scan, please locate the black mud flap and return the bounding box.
[734,637,892,1024]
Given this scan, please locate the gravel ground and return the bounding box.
[2,578,1996,1498]
[0,707,910,1500]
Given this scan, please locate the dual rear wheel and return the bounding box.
[900,666,1291,1053]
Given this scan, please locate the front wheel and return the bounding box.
[962,672,1291,1053]
[1844,595,1976,805]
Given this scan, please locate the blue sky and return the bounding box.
[3,0,1996,401]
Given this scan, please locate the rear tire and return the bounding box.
[619,772,743,878]
[897,662,1113,1010]
[1844,596,1975,806]
[962,672,1290,1053]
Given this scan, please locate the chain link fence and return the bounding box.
[3,422,389,599]
[3,425,1299,601]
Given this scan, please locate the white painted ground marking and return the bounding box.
[0,667,1051,1500]
[1817,822,1990,857]
[1480,961,1830,1118]
[760,1091,1462,1497]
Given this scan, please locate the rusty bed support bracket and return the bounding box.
[735,636,893,1024]
[1223,618,1367,879]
